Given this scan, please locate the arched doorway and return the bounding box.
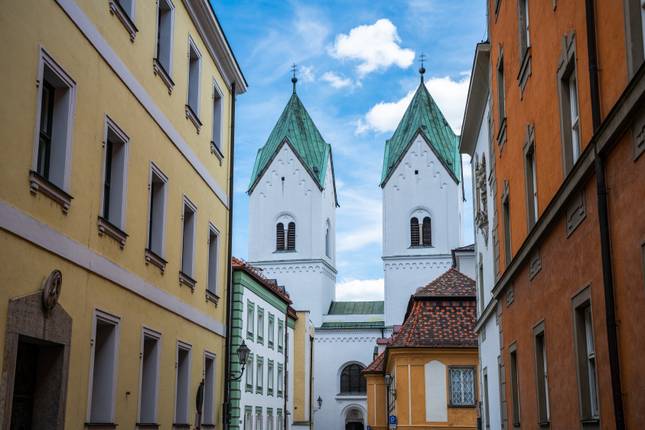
[345,407,365,430]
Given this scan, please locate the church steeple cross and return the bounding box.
[419,53,426,82]
[291,63,298,93]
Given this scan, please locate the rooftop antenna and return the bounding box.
[419,53,426,82]
[291,63,298,93]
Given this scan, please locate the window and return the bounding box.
[534,323,550,424]
[573,291,599,421]
[497,53,506,129]
[255,407,263,430]
[88,311,119,424]
[483,368,490,428]
[147,165,167,262]
[518,0,530,54]
[244,406,252,430]
[478,254,485,314]
[340,363,366,394]
[502,185,512,267]
[32,50,76,203]
[267,409,274,430]
[138,329,160,425]
[180,198,196,282]
[268,313,275,349]
[203,353,216,425]
[276,222,285,251]
[211,82,223,154]
[641,0,645,54]
[422,217,432,246]
[558,34,581,173]
[101,118,128,229]
[245,353,254,392]
[154,0,174,77]
[186,38,202,129]
[174,344,191,425]
[325,220,331,258]
[277,409,284,430]
[449,367,476,406]
[410,217,420,246]
[277,363,284,397]
[268,360,274,396]
[256,356,264,394]
[117,0,134,17]
[509,344,521,427]
[525,137,538,228]
[247,301,255,340]
[287,222,296,250]
[257,307,265,344]
[207,225,219,296]
[277,320,284,352]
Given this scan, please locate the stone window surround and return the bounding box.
[108,0,138,42]
[508,341,521,428]
[496,46,507,151]
[623,0,645,78]
[557,32,581,176]
[448,366,477,408]
[523,123,538,230]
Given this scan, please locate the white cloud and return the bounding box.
[321,71,354,89]
[336,278,384,301]
[299,65,315,83]
[356,75,470,135]
[329,19,415,77]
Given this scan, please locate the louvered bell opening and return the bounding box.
[422,217,432,246]
[276,222,285,251]
[287,222,296,250]
[410,217,420,246]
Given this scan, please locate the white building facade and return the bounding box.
[459,42,503,430]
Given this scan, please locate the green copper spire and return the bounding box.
[248,81,333,194]
[380,78,461,187]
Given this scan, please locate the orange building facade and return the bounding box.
[365,269,478,430]
[486,0,645,429]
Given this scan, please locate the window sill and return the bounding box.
[145,248,167,273]
[136,424,160,429]
[335,394,367,400]
[185,105,202,133]
[538,421,550,428]
[153,59,174,94]
[29,170,73,214]
[518,47,532,97]
[409,245,433,249]
[172,424,191,429]
[497,117,507,150]
[211,141,224,165]
[98,216,128,249]
[201,425,216,429]
[448,404,476,409]
[85,424,117,429]
[179,271,196,290]
[109,0,137,42]
[205,290,220,306]
[274,249,296,254]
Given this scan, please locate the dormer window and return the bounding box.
[410,213,432,247]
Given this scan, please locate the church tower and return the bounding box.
[247,75,338,327]
[381,68,463,327]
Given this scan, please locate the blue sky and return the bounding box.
[214,0,486,300]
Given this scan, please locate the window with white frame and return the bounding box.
[138,329,160,424]
[117,0,134,17]
[101,119,128,229]
[155,0,174,76]
[558,35,581,173]
[518,0,530,54]
[277,320,284,352]
[509,346,521,426]
[277,363,284,397]
[34,50,75,191]
[211,82,223,153]
[203,353,216,425]
[534,325,550,424]
[267,408,274,430]
[88,311,119,424]
[245,353,254,392]
[568,72,580,163]
[174,343,191,425]
[186,38,201,118]
[247,301,255,340]
[525,139,538,228]
[257,307,265,344]
[268,313,275,349]
[207,225,219,296]
[256,356,264,394]
[449,367,475,407]
[180,198,196,279]
[267,360,274,396]
[574,298,599,420]
[277,409,283,430]
[243,406,252,430]
[147,165,167,258]
[255,407,263,430]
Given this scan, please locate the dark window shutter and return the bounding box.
[276,223,285,250]
[410,217,420,246]
[422,217,432,246]
[287,222,296,250]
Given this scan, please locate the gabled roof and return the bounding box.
[413,268,476,298]
[328,301,384,315]
[248,91,334,194]
[380,80,461,187]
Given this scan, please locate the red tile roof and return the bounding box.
[363,351,386,374]
[414,268,476,298]
[232,257,292,304]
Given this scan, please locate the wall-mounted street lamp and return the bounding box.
[384,374,393,386]
[317,396,323,410]
[229,341,251,381]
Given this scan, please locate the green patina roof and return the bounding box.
[248,91,332,192]
[380,80,461,186]
[328,301,385,315]
[319,321,385,330]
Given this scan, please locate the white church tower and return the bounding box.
[247,75,338,327]
[381,67,464,327]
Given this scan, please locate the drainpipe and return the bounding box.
[284,309,289,430]
[309,334,314,430]
[584,2,625,428]
[223,81,237,430]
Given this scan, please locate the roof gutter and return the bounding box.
[585,0,625,427]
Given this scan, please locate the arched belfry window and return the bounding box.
[287,222,296,251]
[325,220,331,258]
[340,364,366,394]
[276,222,285,251]
[422,217,432,246]
[410,217,420,246]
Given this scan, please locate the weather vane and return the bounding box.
[419,53,426,82]
[291,63,298,93]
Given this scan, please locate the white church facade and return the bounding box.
[247,70,473,430]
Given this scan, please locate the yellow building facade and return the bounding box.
[291,310,314,428]
[0,0,245,428]
[365,269,479,430]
